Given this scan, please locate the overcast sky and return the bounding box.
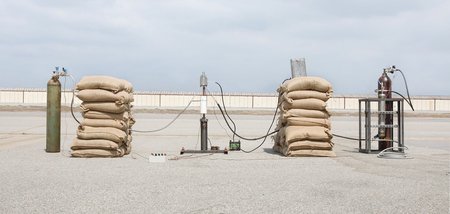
[0,0,449,95]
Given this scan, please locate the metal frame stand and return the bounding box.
[180,73,228,155]
[359,98,404,153]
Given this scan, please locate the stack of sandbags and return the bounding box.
[70,76,135,158]
[273,76,335,157]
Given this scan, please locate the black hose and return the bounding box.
[213,82,281,152]
[215,82,237,141]
[332,133,362,141]
[215,102,280,141]
[395,69,415,111]
[391,90,414,111]
[70,84,81,125]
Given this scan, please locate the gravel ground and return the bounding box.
[0,111,448,213]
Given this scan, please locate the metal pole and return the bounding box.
[365,100,371,153]
[200,86,208,151]
[290,58,307,78]
[359,99,362,151]
[399,99,404,152]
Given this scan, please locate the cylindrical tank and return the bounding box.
[46,74,61,153]
[378,71,393,150]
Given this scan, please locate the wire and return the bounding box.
[215,82,237,141]
[212,82,281,153]
[239,93,280,153]
[214,95,280,141]
[68,75,81,125]
[207,90,233,140]
[396,69,415,111]
[214,82,281,141]
[332,133,362,141]
[377,146,411,159]
[391,90,414,111]
[131,97,196,133]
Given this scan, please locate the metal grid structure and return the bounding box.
[359,98,404,153]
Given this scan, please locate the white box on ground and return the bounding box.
[149,154,166,163]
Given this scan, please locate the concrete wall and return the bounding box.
[1,89,449,111]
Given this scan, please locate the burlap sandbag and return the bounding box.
[286,117,330,128]
[285,126,332,143]
[128,116,136,128]
[81,118,129,131]
[70,138,122,150]
[278,77,332,93]
[77,126,128,144]
[82,111,132,120]
[124,142,132,155]
[273,144,283,154]
[282,147,336,157]
[281,109,330,120]
[76,76,133,93]
[80,102,130,114]
[284,140,333,150]
[282,90,331,102]
[281,98,327,111]
[77,89,134,104]
[273,126,286,146]
[71,148,125,158]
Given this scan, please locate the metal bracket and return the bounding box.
[180,147,228,155]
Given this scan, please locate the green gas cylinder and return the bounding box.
[46,74,61,152]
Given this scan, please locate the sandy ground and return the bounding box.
[0,111,449,213]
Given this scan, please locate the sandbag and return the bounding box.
[273,126,286,145]
[286,117,330,128]
[80,102,130,114]
[278,77,332,93]
[128,116,136,128]
[77,89,134,104]
[76,76,133,93]
[81,118,129,131]
[70,138,122,150]
[282,147,336,157]
[284,140,334,150]
[285,126,332,143]
[273,144,282,154]
[77,126,128,144]
[281,99,327,111]
[282,90,331,102]
[71,148,125,158]
[281,109,330,120]
[82,111,132,120]
[125,143,132,155]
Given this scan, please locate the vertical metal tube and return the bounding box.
[200,116,208,150]
[359,100,362,151]
[46,75,61,153]
[399,100,404,152]
[365,100,371,153]
[200,85,208,151]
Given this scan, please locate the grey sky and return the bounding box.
[0,0,449,95]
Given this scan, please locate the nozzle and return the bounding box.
[383,65,399,74]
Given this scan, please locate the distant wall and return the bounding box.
[0,89,449,111]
